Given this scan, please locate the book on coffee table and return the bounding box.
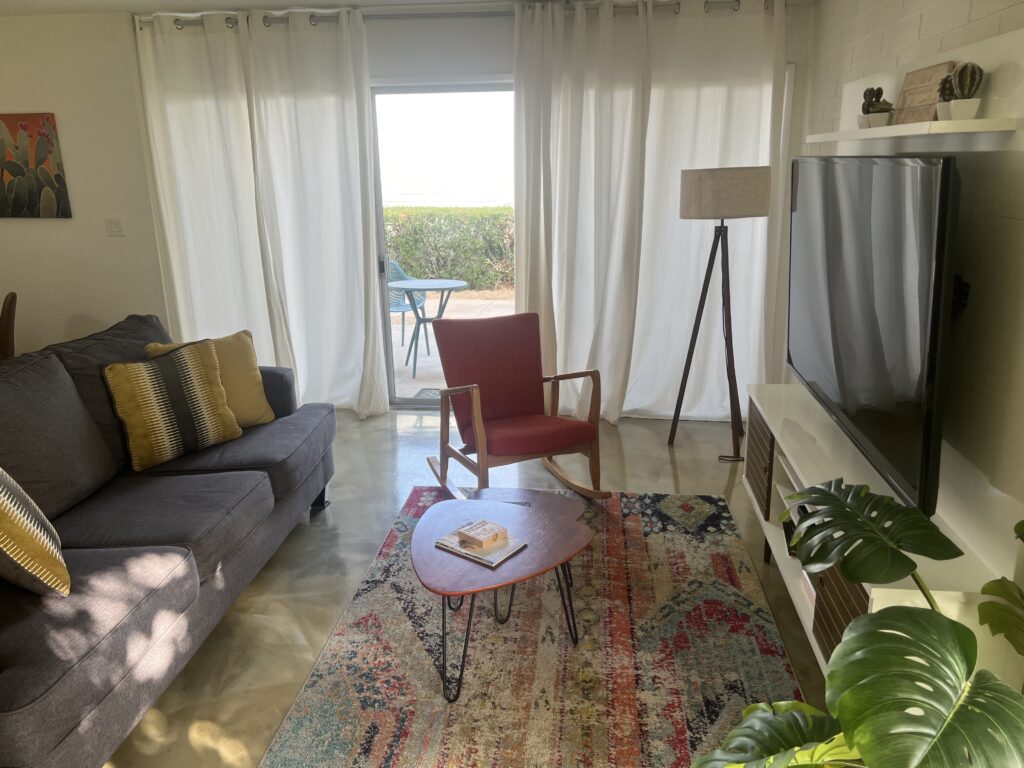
[456,519,508,549]
[435,528,526,568]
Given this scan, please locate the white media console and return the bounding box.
[742,383,1023,688]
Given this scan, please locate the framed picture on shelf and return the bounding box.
[893,61,957,124]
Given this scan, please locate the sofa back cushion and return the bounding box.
[0,353,117,518]
[45,315,172,467]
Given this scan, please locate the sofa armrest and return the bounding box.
[260,366,297,418]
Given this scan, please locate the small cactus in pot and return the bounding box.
[952,62,984,99]
[859,87,894,127]
[938,74,956,103]
[939,62,984,120]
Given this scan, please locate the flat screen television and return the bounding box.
[787,156,958,516]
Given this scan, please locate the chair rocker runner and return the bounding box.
[428,313,610,501]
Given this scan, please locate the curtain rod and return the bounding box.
[135,0,766,28]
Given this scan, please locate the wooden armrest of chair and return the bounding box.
[439,384,487,458]
[543,369,601,426]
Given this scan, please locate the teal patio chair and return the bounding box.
[388,260,426,348]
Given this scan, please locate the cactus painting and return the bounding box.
[0,113,71,219]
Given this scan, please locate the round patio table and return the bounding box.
[387,278,467,378]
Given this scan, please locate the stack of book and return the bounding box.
[435,519,526,568]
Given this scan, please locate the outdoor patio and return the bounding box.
[390,288,514,400]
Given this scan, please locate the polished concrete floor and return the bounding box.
[106,411,825,768]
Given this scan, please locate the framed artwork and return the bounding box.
[894,62,957,125]
[0,113,71,218]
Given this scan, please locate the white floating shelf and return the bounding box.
[806,117,1024,144]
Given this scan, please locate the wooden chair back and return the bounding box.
[0,292,16,361]
[433,313,546,439]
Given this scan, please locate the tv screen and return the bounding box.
[787,156,957,515]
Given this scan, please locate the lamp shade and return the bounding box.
[680,166,770,220]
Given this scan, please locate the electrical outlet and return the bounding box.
[104,217,126,238]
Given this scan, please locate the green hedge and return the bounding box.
[383,206,514,290]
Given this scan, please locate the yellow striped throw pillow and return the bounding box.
[0,466,70,597]
[104,341,242,472]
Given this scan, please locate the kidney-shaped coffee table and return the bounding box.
[411,494,593,702]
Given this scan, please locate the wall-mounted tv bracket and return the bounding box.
[953,274,970,316]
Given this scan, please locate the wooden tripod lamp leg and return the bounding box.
[668,226,721,445]
[718,223,744,463]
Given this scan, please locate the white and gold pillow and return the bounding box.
[0,466,70,597]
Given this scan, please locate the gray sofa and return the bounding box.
[0,315,336,768]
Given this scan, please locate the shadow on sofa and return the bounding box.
[0,316,336,768]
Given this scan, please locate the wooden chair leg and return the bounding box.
[477,461,490,491]
[428,454,465,500]
[588,440,601,491]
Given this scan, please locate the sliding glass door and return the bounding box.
[372,86,514,407]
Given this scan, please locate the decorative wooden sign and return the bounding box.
[894,61,957,124]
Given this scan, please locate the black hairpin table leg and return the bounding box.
[493,584,516,625]
[440,593,476,703]
[554,563,579,645]
[447,595,464,612]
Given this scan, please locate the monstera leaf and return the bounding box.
[827,606,1024,768]
[979,577,1024,657]
[786,479,963,584]
[693,701,859,768]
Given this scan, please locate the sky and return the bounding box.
[375,90,514,207]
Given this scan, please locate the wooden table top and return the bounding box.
[411,497,593,597]
[468,487,586,522]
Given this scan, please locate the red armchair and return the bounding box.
[429,313,609,500]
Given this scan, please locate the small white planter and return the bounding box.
[857,115,870,129]
[867,112,894,128]
[936,102,953,121]
[949,98,981,120]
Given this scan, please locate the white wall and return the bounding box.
[0,13,168,353]
[800,0,1024,579]
[806,0,1024,135]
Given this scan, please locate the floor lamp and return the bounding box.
[667,166,771,462]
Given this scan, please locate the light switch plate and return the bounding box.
[104,217,126,238]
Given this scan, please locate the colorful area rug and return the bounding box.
[262,488,801,767]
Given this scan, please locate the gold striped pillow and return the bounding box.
[0,466,70,597]
[104,341,242,472]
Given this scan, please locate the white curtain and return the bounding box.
[514,2,774,422]
[136,11,388,415]
[137,14,276,363]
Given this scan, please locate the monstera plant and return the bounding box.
[694,479,1024,768]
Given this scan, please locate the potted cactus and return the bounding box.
[938,62,984,120]
[859,87,895,128]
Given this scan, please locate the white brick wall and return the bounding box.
[805,0,1024,134]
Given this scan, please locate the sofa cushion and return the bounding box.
[147,330,276,428]
[105,341,242,471]
[0,546,198,765]
[0,466,70,597]
[147,403,335,499]
[45,315,172,467]
[54,472,274,583]
[0,353,117,519]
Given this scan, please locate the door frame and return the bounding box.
[371,81,514,409]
